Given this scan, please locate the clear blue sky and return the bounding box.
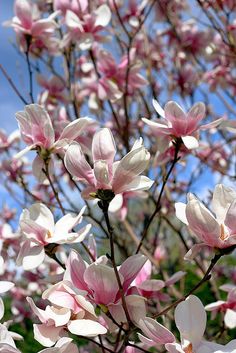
[0,1,28,133]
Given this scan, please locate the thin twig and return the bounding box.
[0,63,28,105]
[136,141,181,253]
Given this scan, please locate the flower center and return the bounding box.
[184,343,193,353]
[220,224,228,241]
[46,230,53,239]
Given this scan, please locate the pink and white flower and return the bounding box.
[63,250,148,327]
[65,128,153,199]
[15,104,94,181]
[63,5,111,50]
[143,100,222,149]
[205,284,236,329]
[175,184,236,258]
[4,0,59,53]
[165,295,236,353]
[17,203,91,270]
[27,282,106,347]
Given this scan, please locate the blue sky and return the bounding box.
[0,1,232,211]
[0,1,28,133]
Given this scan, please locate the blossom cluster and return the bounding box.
[1,0,236,352]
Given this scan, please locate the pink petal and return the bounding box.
[212,184,236,223]
[84,263,120,305]
[33,324,63,347]
[138,279,165,291]
[31,18,57,37]
[119,254,147,292]
[64,143,95,185]
[14,0,32,29]
[165,272,186,286]
[187,102,205,124]
[205,301,225,312]
[92,128,116,164]
[200,117,224,130]
[64,250,88,291]
[184,243,211,261]
[138,317,175,344]
[186,194,220,247]
[125,295,147,325]
[58,117,94,141]
[16,241,45,270]
[164,101,186,124]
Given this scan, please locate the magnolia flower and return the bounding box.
[132,262,186,300]
[0,130,20,153]
[175,184,236,259]
[15,104,94,181]
[165,295,236,353]
[97,50,147,96]
[65,128,153,200]
[17,203,91,270]
[4,0,58,52]
[27,282,106,347]
[63,250,148,327]
[37,75,69,105]
[63,5,111,50]
[143,100,222,149]
[205,284,236,329]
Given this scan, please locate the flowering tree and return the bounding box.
[1,0,236,352]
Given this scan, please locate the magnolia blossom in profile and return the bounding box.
[143,100,222,149]
[175,184,236,259]
[65,128,153,199]
[17,203,91,270]
[15,104,94,181]
[205,284,236,329]
[165,295,236,353]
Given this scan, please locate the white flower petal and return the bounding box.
[175,295,206,350]
[182,136,199,149]
[67,319,107,337]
